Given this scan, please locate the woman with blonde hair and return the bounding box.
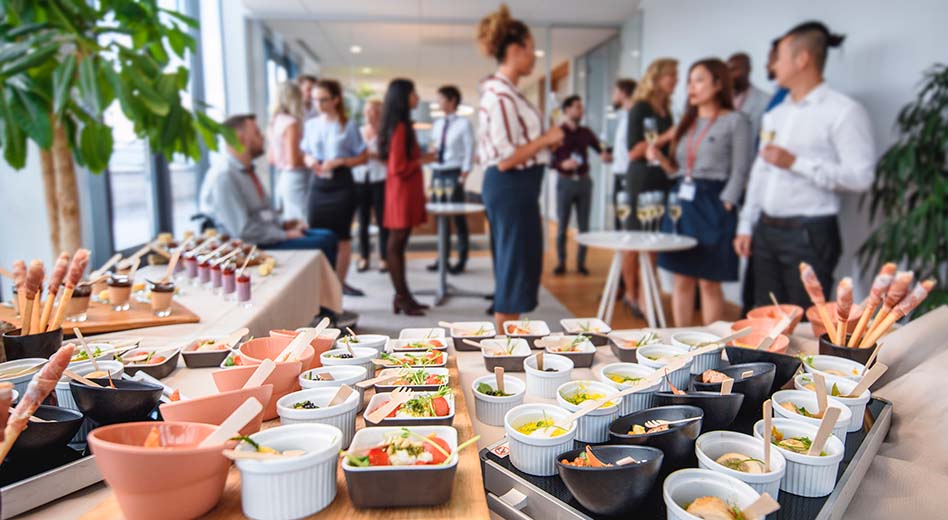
[267,81,308,222]
[619,57,679,319]
[353,99,389,273]
[476,4,564,330]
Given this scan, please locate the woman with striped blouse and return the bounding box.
[476,4,564,330]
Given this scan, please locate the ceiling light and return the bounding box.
[350,45,362,54]
[534,49,545,58]
[361,67,372,74]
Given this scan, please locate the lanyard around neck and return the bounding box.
[685,111,719,179]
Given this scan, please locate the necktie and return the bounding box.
[245,166,266,202]
[437,116,451,165]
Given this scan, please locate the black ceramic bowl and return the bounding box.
[691,362,776,420]
[724,346,801,395]
[10,405,83,453]
[556,445,663,516]
[69,378,163,426]
[2,327,63,361]
[654,391,744,433]
[818,333,876,365]
[608,405,702,470]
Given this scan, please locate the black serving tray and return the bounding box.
[481,397,892,519]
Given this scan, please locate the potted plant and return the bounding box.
[0,0,235,253]
[859,63,947,313]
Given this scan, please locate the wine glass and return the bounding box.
[653,192,666,233]
[433,178,445,203]
[760,129,776,145]
[668,193,682,235]
[616,191,631,231]
[643,118,659,166]
[636,193,649,231]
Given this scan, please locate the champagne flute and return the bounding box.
[636,193,649,231]
[668,193,682,235]
[643,118,660,166]
[654,192,666,233]
[433,178,445,203]
[760,129,776,145]
[616,191,631,231]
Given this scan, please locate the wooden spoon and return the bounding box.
[236,246,257,279]
[719,378,734,395]
[814,372,828,415]
[327,384,354,406]
[74,328,114,388]
[849,363,888,397]
[494,366,505,394]
[740,493,781,519]
[160,248,183,283]
[807,407,841,456]
[62,369,103,388]
[198,397,264,448]
[697,326,753,348]
[242,359,276,389]
[762,399,773,472]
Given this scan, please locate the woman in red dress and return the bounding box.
[380,79,432,315]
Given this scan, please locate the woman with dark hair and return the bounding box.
[476,4,564,330]
[646,58,753,325]
[379,78,432,315]
[301,79,368,296]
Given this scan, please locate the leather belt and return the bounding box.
[759,213,836,229]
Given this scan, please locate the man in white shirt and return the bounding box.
[297,74,319,120]
[610,78,637,230]
[734,21,876,309]
[728,53,770,141]
[428,85,475,274]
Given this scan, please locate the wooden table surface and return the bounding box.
[80,352,490,520]
[0,297,200,337]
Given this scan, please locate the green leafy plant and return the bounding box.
[0,0,235,252]
[859,63,947,314]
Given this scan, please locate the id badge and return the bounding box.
[260,209,275,222]
[678,179,696,201]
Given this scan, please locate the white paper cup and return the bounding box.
[695,430,787,500]
[663,468,760,520]
[504,403,577,476]
[471,374,525,427]
[234,423,343,519]
[277,387,360,448]
[801,354,864,381]
[753,418,844,497]
[299,365,369,412]
[794,373,870,432]
[556,380,621,443]
[635,344,692,390]
[772,389,852,445]
[670,331,723,374]
[523,353,573,399]
[597,362,660,416]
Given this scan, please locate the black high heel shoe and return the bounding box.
[393,295,425,316]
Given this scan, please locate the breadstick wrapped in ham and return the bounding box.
[47,249,90,333]
[11,260,26,316]
[20,260,44,335]
[861,279,937,348]
[0,383,13,443]
[833,278,853,345]
[38,252,71,332]
[882,271,914,312]
[0,344,75,461]
[848,264,896,346]
[799,263,825,304]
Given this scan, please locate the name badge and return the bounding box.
[260,209,275,222]
[678,179,696,201]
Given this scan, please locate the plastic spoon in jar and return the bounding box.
[814,372,828,415]
[740,493,781,520]
[849,363,888,397]
[242,359,276,389]
[494,366,505,394]
[807,406,841,457]
[762,399,773,472]
[236,245,256,279]
[198,397,264,448]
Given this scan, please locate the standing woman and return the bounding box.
[646,58,752,325]
[619,58,679,317]
[266,81,308,222]
[301,79,369,296]
[379,79,431,315]
[476,4,564,331]
[353,99,389,273]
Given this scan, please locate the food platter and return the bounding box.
[480,397,891,519]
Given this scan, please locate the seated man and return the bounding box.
[199,114,337,263]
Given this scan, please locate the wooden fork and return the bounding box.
[364,387,413,423]
[643,416,701,429]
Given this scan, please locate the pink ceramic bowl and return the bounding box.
[747,304,804,334]
[728,332,790,354]
[731,318,782,337]
[87,421,232,520]
[212,362,302,420]
[237,337,316,372]
[158,385,273,436]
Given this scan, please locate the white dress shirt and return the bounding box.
[734,84,770,142]
[352,132,386,183]
[477,72,548,169]
[738,83,876,235]
[611,107,630,175]
[431,114,475,172]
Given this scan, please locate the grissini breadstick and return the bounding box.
[834,278,853,345]
[848,264,896,346]
[38,252,71,332]
[0,344,75,462]
[12,260,26,318]
[48,249,89,332]
[864,271,914,344]
[21,260,44,335]
[860,279,936,348]
[0,382,12,442]
[799,262,837,343]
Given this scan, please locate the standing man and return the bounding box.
[427,85,475,274]
[727,53,770,140]
[297,74,319,120]
[551,95,612,276]
[734,21,875,309]
[611,78,637,230]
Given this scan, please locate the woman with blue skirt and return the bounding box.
[476,5,564,330]
[646,58,753,326]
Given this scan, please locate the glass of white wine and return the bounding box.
[653,192,666,233]
[643,117,660,166]
[668,192,682,235]
[616,191,631,231]
[760,129,776,145]
[433,178,445,203]
[636,193,649,231]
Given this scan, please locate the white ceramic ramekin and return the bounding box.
[319,347,378,375]
[771,389,852,445]
[635,344,691,391]
[555,380,621,443]
[695,430,787,500]
[277,387,360,448]
[663,468,760,520]
[335,334,389,353]
[753,418,845,497]
[234,423,343,519]
[471,374,526,427]
[670,331,723,374]
[523,353,573,399]
[504,403,577,477]
[398,327,446,339]
[299,365,369,412]
[794,373,870,432]
[596,362,660,416]
[801,354,864,381]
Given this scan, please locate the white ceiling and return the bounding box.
[243,0,638,101]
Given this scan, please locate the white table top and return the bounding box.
[575,230,698,253]
[425,202,485,216]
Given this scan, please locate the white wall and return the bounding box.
[637,0,947,295]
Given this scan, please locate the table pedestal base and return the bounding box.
[596,251,667,328]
